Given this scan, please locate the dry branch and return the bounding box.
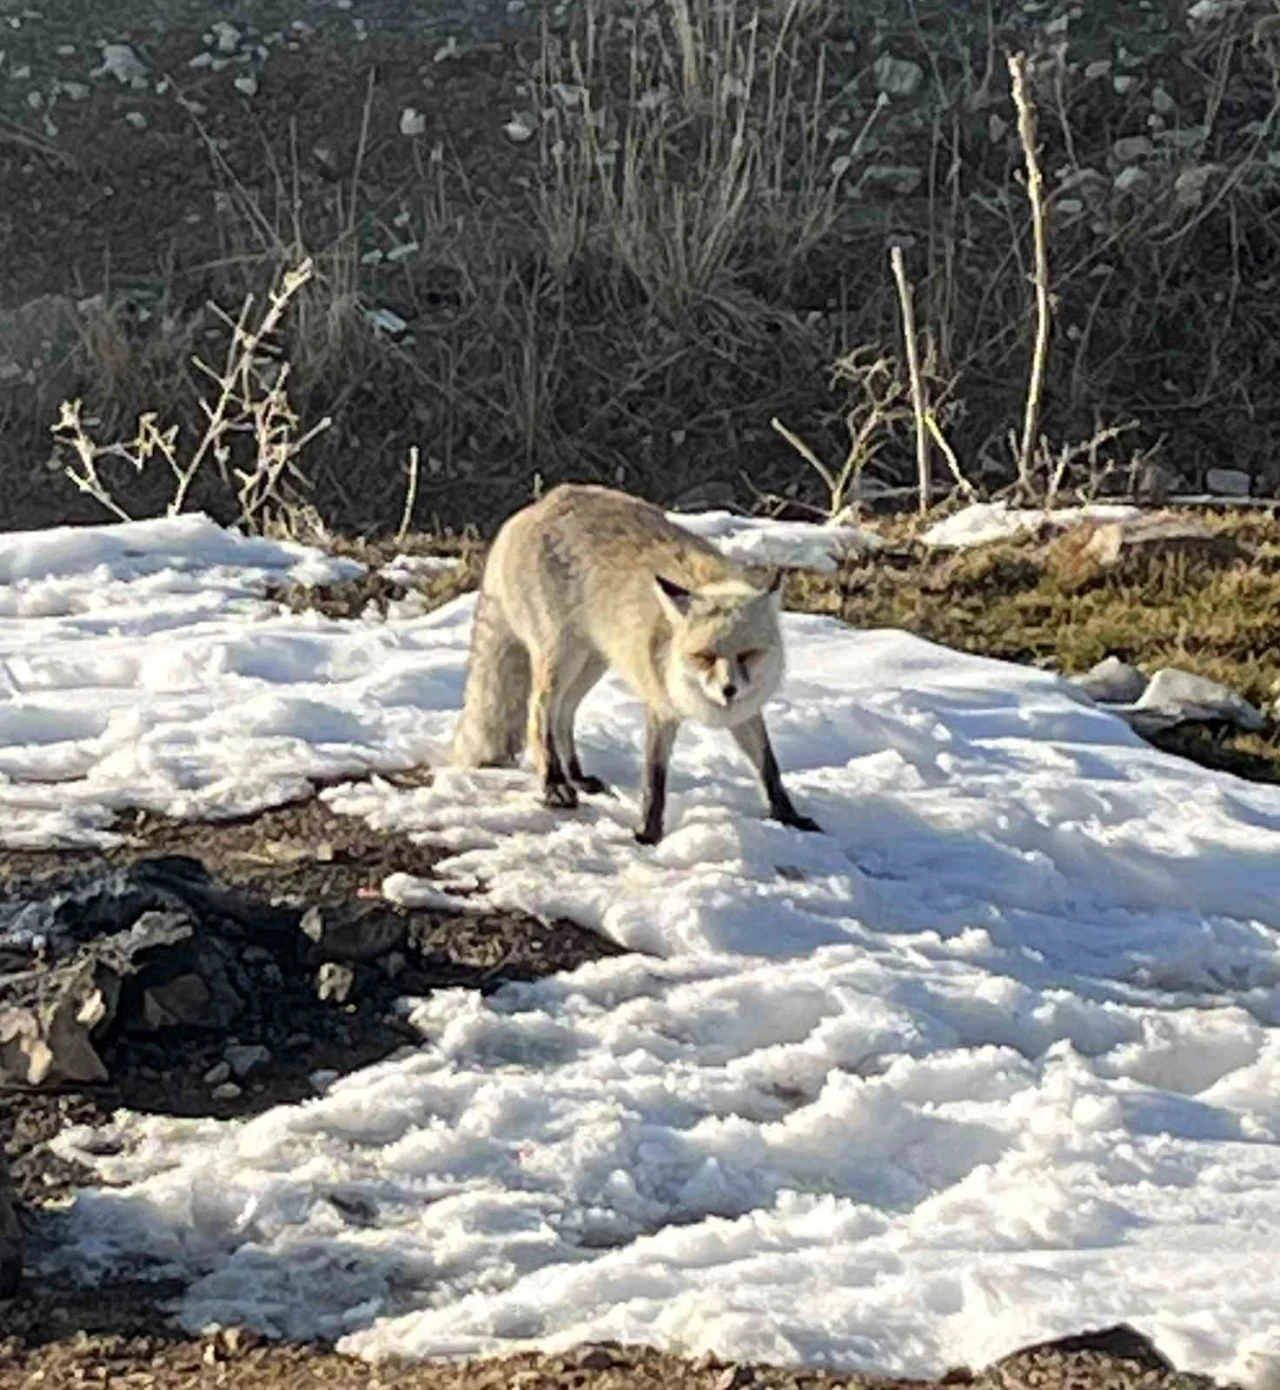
[889,244,931,515]
[1008,52,1052,501]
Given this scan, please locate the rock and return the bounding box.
[1072,656,1150,706]
[1112,135,1153,163]
[714,1366,756,1390]
[502,112,535,142]
[1128,668,1267,734]
[204,1060,232,1085]
[1174,164,1219,209]
[571,1346,618,1371]
[1113,165,1153,197]
[997,1323,1174,1374]
[310,1068,340,1093]
[140,971,212,1029]
[0,1149,21,1298]
[0,858,298,1089]
[316,962,355,1004]
[1080,513,1241,569]
[299,903,406,964]
[0,957,119,1086]
[1188,0,1228,24]
[91,42,149,83]
[1206,466,1251,497]
[211,1082,243,1101]
[211,21,241,52]
[873,53,923,96]
[224,1043,271,1079]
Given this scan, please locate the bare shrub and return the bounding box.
[53,261,330,531]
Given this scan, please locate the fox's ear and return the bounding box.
[654,574,695,620]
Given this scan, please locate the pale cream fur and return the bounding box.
[449,483,817,842]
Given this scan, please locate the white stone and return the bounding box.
[1206,466,1251,497]
[873,54,924,97]
[224,1042,271,1079]
[1133,668,1266,734]
[92,42,147,83]
[1112,135,1152,163]
[1072,656,1150,706]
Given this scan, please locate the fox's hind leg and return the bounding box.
[528,648,578,809]
[730,714,822,833]
[555,652,610,794]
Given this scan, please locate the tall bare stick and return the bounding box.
[1009,52,1051,501]
[397,444,421,544]
[889,244,931,515]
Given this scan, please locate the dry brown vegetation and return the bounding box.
[5,0,1280,534]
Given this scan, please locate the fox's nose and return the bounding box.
[723,683,737,701]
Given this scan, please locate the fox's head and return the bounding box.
[653,570,786,726]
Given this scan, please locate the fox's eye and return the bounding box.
[739,648,764,666]
[691,652,718,670]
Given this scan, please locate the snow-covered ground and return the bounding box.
[922,502,1142,550]
[4,516,1280,1384]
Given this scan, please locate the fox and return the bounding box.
[449,483,821,844]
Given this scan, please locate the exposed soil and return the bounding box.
[0,1334,922,1390]
[1,796,623,1159]
[7,0,1280,537]
[0,1317,1225,1390]
[0,796,627,1373]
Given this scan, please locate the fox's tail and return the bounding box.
[449,590,530,767]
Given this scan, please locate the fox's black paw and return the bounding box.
[541,782,579,810]
[572,774,612,796]
[633,826,663,846]
[776,811,823,834]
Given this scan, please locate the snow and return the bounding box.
[671,510,883,572]
[4,515,1280,1383]
[923,501,1141,551]
[378,553,462,584]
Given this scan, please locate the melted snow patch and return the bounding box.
[5,510,1280,1380]
[671,511,883,572]
[923,501,1141,551]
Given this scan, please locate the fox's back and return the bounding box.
[490,484,740,613]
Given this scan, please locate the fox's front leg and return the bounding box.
[730,714,821,833]
[528,654,578,810]
[635,715,679,845]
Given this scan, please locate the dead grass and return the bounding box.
[787,509,1280,780]
[8,0,1280,534]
